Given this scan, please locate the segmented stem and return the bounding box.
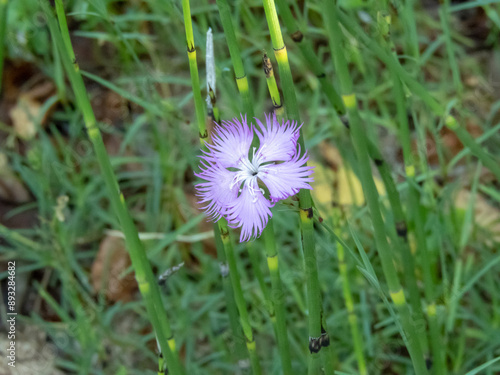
[262,0,332,371]
[216,0,253,115]
[262,225,293,374]
[45,2,184,374]
[323,2,428,374]
[182,0,207,141]
[217,2,294,371]
[182,1,260,372]
[213,223,248,367]
[219,220,262,375]
[335,222,367,375]
[262,53,284,118]
[389,50,447,375]
[273,0,344,115]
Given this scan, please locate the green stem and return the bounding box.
[217,3,294,372]
[386,36,445,370]
[216,0,253,116]
[391,61,445,374]
[45,2,184,374]
[372,13,431,358]
[183,1,260,371]
[213,223,248,366]
[262,53,284,118]
[182,0,207,140]
[273,0,344,115]
[263,225,293,374]
[262,0,330,371]
[219,220,262,375]
[335,226,367,375]
[247,242,276,322]
[324,3,428,374]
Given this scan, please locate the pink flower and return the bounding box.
[195,114,314,242]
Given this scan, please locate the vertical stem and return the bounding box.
[323,3,428,374]
[373,13,430,358]
[332,181,366,374]
[386,31,446,369]
[213,223,248,366]
[262,53,285,118]
[45,2,184,374]
[262,0,331,372]
[217,3,294,372]
[216,0,253,116]
[368,143,425,327]
[219,220,262,375]
[336,235,367,375]
[247,242,276,324]
[182,0,207,140]
[262,225,293,375]
[273,0,345,115]
[183,1,260,372]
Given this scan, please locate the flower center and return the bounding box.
[228,148,266,202]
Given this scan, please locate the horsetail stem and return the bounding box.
[219,220,262,375]
[206,31,246,365]
[181,0,207,141]
[213,223,249,366]
[388,35,447,375]
[262,0,333,371]
[273,0,344,115]
[217,3,293,371]
[208,36,245,360]
[182,2,261,373]
[45,2,185,374]
[262,226,293,374]
[337,243,367,374]
[374,13,430,358]
[323,2,428,374]
[216,0,253,116]
[333,206,367,375]
[247,241,276,322]
[262,53,284,118]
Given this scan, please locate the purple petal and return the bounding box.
[204,115,254,168]
[225,178,273,242]
[258,149,314,202]
[253,113,301,163]
[195,161,238,221]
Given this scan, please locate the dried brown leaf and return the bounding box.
[91,235,137,302]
